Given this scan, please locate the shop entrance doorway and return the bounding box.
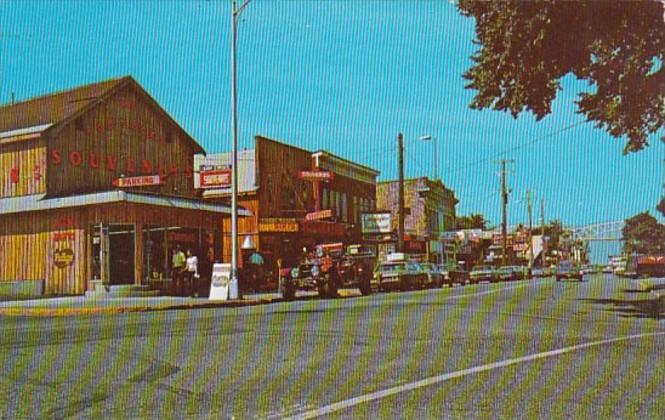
[108,224,135,285]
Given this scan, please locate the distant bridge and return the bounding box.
[565,220,624,242]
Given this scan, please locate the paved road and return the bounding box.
[1,274,663,419]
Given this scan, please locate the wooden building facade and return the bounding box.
[0,76,239,298]
[197,136,379,279]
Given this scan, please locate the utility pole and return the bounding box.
[397,132,405,253]
[540,198,546,261]
[528,190,534,268]
[501,160,508,267]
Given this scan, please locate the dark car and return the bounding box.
[419,262,444,287]
[555,261,584,282]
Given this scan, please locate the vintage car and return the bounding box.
[555,260,584,282]
[419,262,445,287]
[469,265,495,284]
[373,254,425,291]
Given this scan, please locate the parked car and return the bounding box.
[419,262,444,287]
[469,265,495,284]
[496,266,516,282]
[437,264,451,283]
[373,259,424,291]
[532,266,552,278]
[555,260,584,282]
[448,266,470,286]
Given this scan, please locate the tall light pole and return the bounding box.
[230,0,252,299]
[418,135,437,180]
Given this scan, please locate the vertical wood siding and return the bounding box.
[0,139,47,198]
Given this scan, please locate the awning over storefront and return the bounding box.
[0,191,251,216]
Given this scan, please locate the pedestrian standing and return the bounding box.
[171,245,186,296]
[185,248,199,297]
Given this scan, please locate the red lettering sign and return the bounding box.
[10,167,19,184]
[69,151,82,166]
[89,152,100,168]
[112,175,162,187]
[51,149,62,165]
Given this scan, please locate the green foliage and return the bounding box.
[543,219,563,253]
[658,196,665,218]
[455,213,489,229]
[622,211,665,254]
[458,0,664,154]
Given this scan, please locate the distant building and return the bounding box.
[197,136,379,275]
[376,177,457,263]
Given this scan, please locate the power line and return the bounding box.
[444,120,587,175]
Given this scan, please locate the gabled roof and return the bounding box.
[0,76,204,154]
[0,77,124,133]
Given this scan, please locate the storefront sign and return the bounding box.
[305,209,334,221]
[199,170,231,188]
[297,170,334,181]
[259,218,299,233]
[54,248,74,268]
[361,212,392,234]
[112,174,162,187]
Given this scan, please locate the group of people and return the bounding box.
[171,245,200,297]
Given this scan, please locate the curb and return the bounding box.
[0,297,280,318]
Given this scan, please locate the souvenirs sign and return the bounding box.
[199,170,232,188]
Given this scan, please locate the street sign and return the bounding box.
[112,174,162,188]
[297,170,334,181]
[305,209,334,221]
[209,263,231,301]
[199,170,232,188]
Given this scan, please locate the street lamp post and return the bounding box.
[230,0,252,299]
[418,135,437,180]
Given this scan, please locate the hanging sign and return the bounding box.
[305,209,334,221]
[297,170,334,181]
[112,174,162,187]
[199,170,232,188]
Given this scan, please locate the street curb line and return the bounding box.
[0,297,280,317]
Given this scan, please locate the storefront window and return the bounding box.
[143,226,167,281]
[342,192,348,222]
[322,187,329,210]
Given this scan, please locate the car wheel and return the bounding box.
[359,276,372,296]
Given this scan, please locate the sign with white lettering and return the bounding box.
[361,212,392,234]
[305,209,334,221]
[297,170,334,181]
[199,170,232,188]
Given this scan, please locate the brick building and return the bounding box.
[376,177,457,263]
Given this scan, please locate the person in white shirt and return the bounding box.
[185,249,199,297]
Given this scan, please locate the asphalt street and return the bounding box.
[1,274,663,419]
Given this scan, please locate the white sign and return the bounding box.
[209,263,231,301]
[361,212,392,234]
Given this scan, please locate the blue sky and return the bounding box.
[1,0,663,229]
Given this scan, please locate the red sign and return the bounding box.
[112,175,162,187]
[199,170,232,188]
[305,209,334,221]
[298,170,334,181]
